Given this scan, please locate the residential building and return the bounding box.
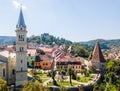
[56,56,85,72]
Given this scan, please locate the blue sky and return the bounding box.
[0,0,120,42]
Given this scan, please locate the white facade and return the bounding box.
[0,50,16,85]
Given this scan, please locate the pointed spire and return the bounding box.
[16,6,26,28]
[91,41,106,63]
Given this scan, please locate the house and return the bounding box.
[34,53,53,70]
[56,56,85,72]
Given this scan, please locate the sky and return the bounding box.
[0,0,120,42]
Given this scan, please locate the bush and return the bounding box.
[72,71,77,80]
[0,77,7,91]
[77,76,80,81]
[47,71,51,77]
[85,70,90,77]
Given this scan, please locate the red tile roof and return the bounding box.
[5,46,15,53]
[27,49,36,56]
[39,47,53,53]
[57,56,84,64]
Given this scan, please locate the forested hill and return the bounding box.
[0,36,15,45]
[79,39,120,50]
[27,33,72,45]
[0,34,120,50]
[0,33,72,46]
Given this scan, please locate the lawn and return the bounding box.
[36,73,47,76]
[78,75,93,83]
[41,78,49,83]
[47,81,78,87]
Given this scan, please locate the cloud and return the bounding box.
[12,0,27,10]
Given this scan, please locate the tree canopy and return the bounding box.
[0,77,7,91]
[94,60,120,91]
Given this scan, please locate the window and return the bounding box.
[18,35,24,41]
[21,67,22,71]
[19,47,24,52]
[12,69,15,75]
[81,66,84,69]
[3,68,5,77]
[21,47,23,51]
[19,47,21,52]
[21,60,23,63]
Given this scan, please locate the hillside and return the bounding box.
[27,33,72,45]
[79,39,120,50]
[0,35,120,51]
[0,36,15,45]
[0,33,72,46]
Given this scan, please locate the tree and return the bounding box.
[30,57,35,67]
[51,70,58,86]
[68,68,73,86]
[0,77,7,91]
[22,81,44,91]
[73,45,89,58]
[93,60,120,91]
[72,70,77,80]
[36,49,45,55]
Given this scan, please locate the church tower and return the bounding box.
[15,7,27,86]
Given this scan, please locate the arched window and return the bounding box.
[3,68,5,77]
[21,60,23,63]
[21,67,22,71]
[12,69,15,75]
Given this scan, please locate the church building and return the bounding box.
[0,50,16,85]
[0,7,28,87]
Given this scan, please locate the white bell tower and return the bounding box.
[15,7,27,86]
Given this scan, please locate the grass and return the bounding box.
[36,73,47,76]
[41,78,49,83]
[78,75,93,83]
[28,70,48,77]
[47,81,78,87]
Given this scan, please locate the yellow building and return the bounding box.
[0,50,16,85]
